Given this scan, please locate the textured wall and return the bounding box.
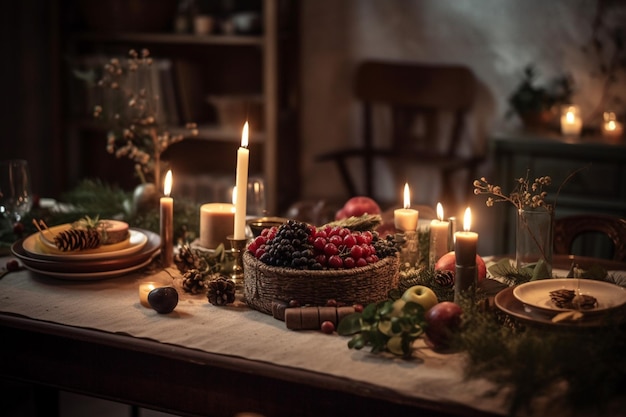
[299,0,623,253]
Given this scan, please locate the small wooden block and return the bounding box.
[318,306,338,325]
[300,307,321,330]
[284,308,302,330]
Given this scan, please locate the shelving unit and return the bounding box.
[58,0,299,215]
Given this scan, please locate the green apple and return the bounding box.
[401,285,438,312]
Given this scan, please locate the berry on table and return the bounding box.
[6,259,20,272]
[320,320,335,334]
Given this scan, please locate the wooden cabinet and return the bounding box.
[58,0,299,215]
[490,130,626,256]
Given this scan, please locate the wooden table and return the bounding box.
[1,254,624,417]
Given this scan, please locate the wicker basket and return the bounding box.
[243,251,399,315]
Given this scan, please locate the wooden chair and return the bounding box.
[316,60,485,211]
[553,214,626,262]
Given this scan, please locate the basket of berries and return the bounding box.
[243,219,399,315]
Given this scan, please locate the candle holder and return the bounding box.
[227,235,248,292]
[447,216,457,252]
[395,231,419,268]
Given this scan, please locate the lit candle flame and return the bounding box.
[241,121,249,148]
[463,207,472,232]
[403,183,411,209]
[607,120,616,131]
[436,202,444,221]
[163,170,172,197]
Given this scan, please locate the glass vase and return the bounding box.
[516,208,554,277]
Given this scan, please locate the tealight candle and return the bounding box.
[602,112,623,141]
[233,122,249,240]
[200,203,236,249]
[394,183,419,232]
[160,170,174,266]
[560,105,582,137]
[139,281,157,308]
[429,202,449,265]
[454,207,478,301]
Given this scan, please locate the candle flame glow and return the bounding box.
[566,108,576,123]
[436,202,444,221]
[241,121,249,148]
[232,186,237,205]
[463,207,472,232]
[607,120,617,131]
[164,170,172,196]
[403,183,411,209]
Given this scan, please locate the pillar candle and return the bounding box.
[454,207,478,266]
[200,203,236,249]
[429,202,449,264]
[234,122,249,240]
[160,170,174,266]
[394,183,419,231]
[454,207,478,301]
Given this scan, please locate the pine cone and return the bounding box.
[182,269,207,294]
[54,228,101,251]
[207,276,236,306]
[434,270,455,288]
[174,244,207,274]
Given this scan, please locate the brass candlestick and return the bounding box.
[227,235,248,292]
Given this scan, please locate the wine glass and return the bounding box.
[0,159,33,226]
[247,177,267,217]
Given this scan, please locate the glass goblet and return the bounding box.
[0,159,33,226]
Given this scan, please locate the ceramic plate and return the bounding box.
[513,278,626,315]
[21,255,157,280]
[23,228,147,261]
[11,228,160,277]
[494,287,621,328]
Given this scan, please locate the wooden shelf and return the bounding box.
[71,32,265,47]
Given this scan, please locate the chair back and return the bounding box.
[553,214,626,261]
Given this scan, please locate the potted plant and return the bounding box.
[507,65,574,130]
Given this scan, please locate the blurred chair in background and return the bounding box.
[553,214,626,262]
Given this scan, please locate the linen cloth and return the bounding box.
[3,260,622,416]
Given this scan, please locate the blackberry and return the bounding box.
[372,233,398,258]
[258,220,316,270]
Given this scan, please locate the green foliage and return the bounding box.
[457,302,626,416]
[507,65,573,118]
[338,297,426,359]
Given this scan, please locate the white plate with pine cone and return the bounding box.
[513,278,626,315]
[23,225,148,261]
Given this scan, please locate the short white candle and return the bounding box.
[160,170,174,266]
[200,203,236,249]
[429,202,449,264]
[234,122,249,240]
[139,282,157,308]
[394,183,419,232]
[560,105,582,137]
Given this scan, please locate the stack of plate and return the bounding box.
[495,278,626,327]
[11,225,160,280]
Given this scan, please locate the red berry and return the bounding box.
[324,242,339,256]
[350,245,363,259]
[328,234,342,246]
[6,260,19,272]
[288,299,300,308]
[327,255,343,269]
[326,299,338,307]
[313,236,327,252]
[353,303,364,313]
[320,320,335,334]
[315,254,327,266]
[343,234,357,248]
[356,257,368,267]
[247,241,258,254]
[343,257,356,269]
[254,247,266,259]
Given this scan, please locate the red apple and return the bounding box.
[434,251,486,284]
[335,196,381,220]
[424,301,463,351]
